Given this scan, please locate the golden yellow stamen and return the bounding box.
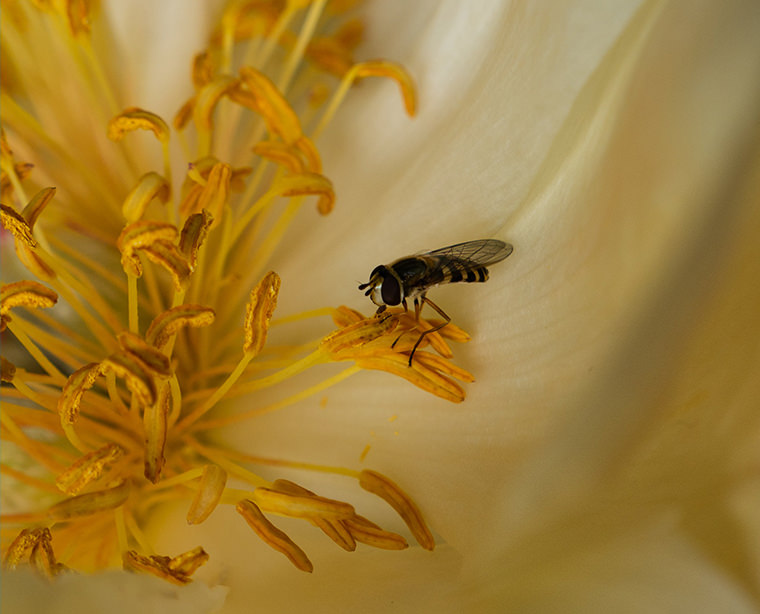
[236,499,314,573]
[117,220,178,278]
[178,210,214,270]
[0,280,58,330]
[359,470,435,551]
[100,351,157,408]
[121,172,171,223]
[3,527,65,577]
[343,515,409,550]
[251,486,354,519]
[123,547,209,585]
[108,107,170,144]
[143,382,170,483]
[145,304,216,350]
[55,443,125,495]
[193,162,231,223]
[46,480,130,521]
[140,240,193,293]
[186,465,228,525]
[0,203,37,247]
[244,270,281,356]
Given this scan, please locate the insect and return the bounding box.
[358,239,514,365]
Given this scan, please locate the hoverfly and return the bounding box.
[358,239,513,365]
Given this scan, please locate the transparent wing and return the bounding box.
[423,239,513,267]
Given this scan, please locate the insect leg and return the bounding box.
[408,296,451,366]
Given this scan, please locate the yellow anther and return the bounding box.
[236,499,313,573]
[140,240,193,292]
[28,528,64,578]
[354,60,417,117]
[412,351,475,384]
[121,172,171,223]
[123,547,209,585]
[21,186,56,230]
[0,280,58,331]
[187,464,227,524]
[271,479,357,551]
[117,331,172,377]
[427,319,471,342]
[108,107,170,144]
[55,443,125,495]
[272,172,335,215]
[14,241,56,280]
[3,528,42,569]
[359,470,435,550]
[166,546,210,576]
[101,351,157,407]
[236,67,303,143]
[145,304,216,350]
[252,486,355,519]
[1,162,34,201]
[194,162,231,222]
[253,141,306,174]
[57,362,103,427]
[192,51,215,89]
[144,383,169,483]
[1,204,37,247]
[343,515,408,550]
[320,314,397,354]
[174,98,195,131]
[353,350,465,403]
[331,305,365,327]
[47,480,130,521]
[193,75,240,153]
[1,357,16,382]
[243,271,281,356]
[117,220,178,277]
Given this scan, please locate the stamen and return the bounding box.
[121,172,171,223]
[178,210,214,270]
[123,547,209,585]
[186,465,227,524]
[145,304,216,351]
[117,220,178,278]
[55,443,125,495]
[244,271,281,357]
[143,383,169,483]
[343,515,408,550]
[359,470,435,551]
[236,499,313,573]
[46,481,130,521]
[0,280,58,330]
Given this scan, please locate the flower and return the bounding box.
[3,1,760,613]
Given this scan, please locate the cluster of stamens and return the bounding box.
[0,0,473,584]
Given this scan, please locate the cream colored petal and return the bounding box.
[217,0,760,607]
[0,569,227,614]
[104,0,224,117]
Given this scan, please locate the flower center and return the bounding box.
[1,0,471,583]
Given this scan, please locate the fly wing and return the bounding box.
[425,239,513,268]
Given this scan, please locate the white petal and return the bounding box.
[103,0,224,116]
[0,569,227,614]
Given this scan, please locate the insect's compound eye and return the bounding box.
[380,271,401,306]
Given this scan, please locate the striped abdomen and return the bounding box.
[444,263,489,284]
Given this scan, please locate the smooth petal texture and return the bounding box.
[214,0,760,610]
[104,0,224,117]
[0,570,227,614]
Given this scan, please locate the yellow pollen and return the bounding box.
[1,0,474,586]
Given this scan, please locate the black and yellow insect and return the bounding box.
[359,239,513,364]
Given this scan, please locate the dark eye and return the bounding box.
[380,273,401,305]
